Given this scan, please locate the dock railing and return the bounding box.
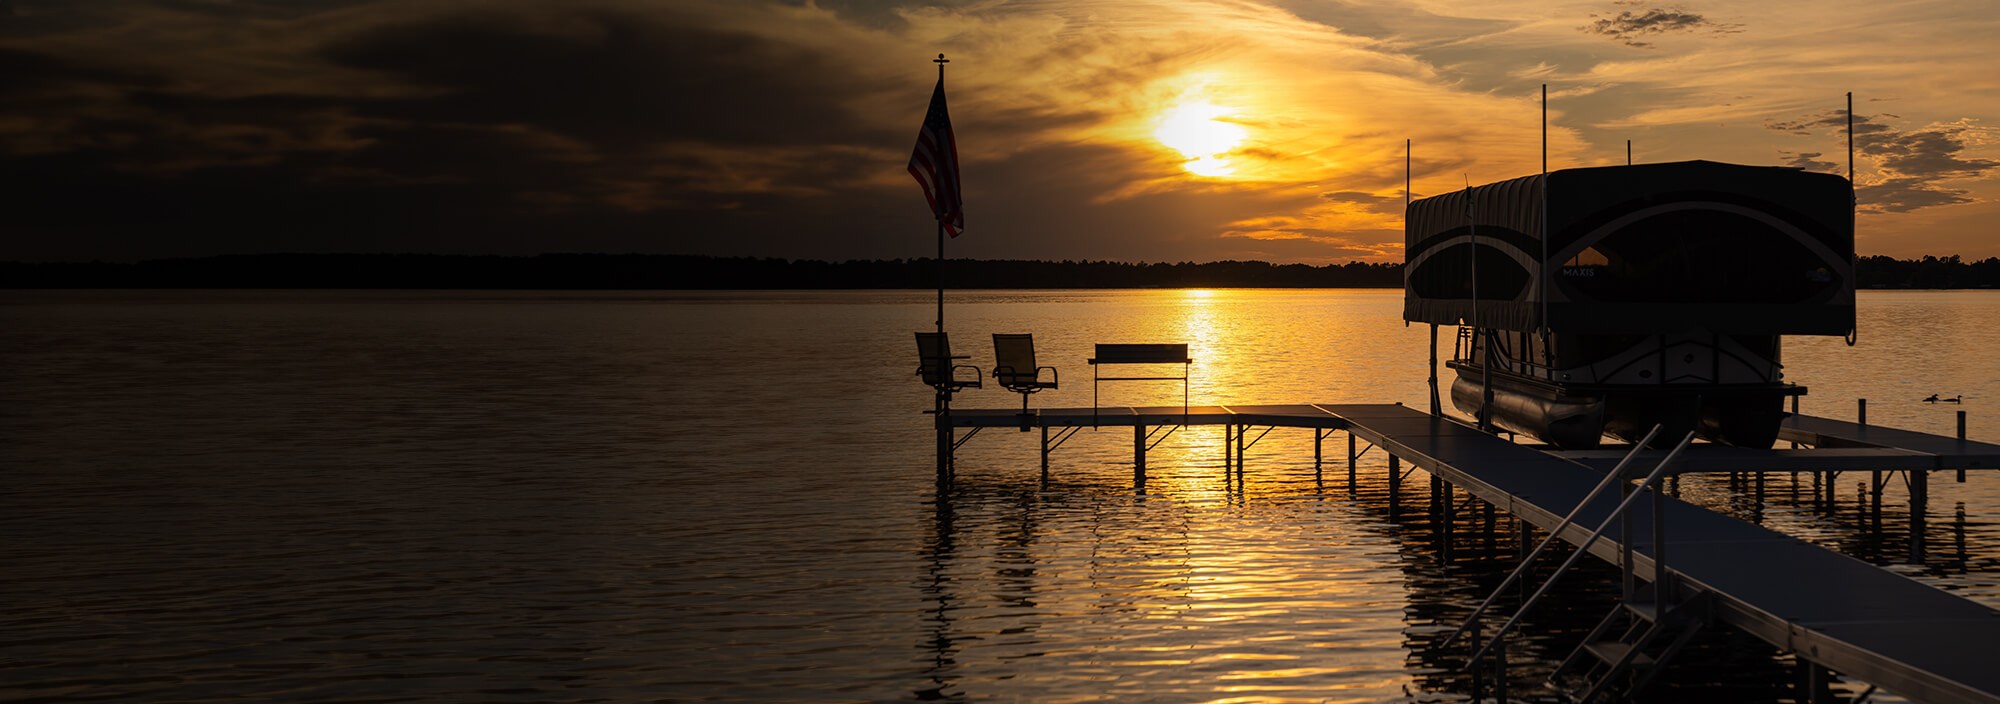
[1458,429,1696,690]
[1439,425,1664,651]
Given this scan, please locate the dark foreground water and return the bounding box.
[3,289,1998,702]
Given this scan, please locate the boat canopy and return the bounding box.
[1403,160,1855,335]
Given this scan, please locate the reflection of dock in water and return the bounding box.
[942,402,2000,702]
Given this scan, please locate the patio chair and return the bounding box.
[915,332,981,393]
[992,333,1058,419]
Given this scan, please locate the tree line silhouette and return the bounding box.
[0,254,1402,289]
[3,253,1997,289]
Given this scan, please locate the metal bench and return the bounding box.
[1088,343,1191,425]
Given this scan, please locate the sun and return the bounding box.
[1154,98,1247,178]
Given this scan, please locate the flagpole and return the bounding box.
[935,54,949,337]
[937,223,944,334]
[933,54,950,482]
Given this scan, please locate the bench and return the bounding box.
[1088,343,1191,424]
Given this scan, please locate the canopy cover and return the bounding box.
[1403,160,1855,335]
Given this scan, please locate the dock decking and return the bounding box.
[944,402,2000,703]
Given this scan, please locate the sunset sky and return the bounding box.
[3,0,1996,263]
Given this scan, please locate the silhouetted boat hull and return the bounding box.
[1446,328,1804,448]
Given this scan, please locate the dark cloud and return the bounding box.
[1779,151,1839,173]
[1857,178,1974,213]
[1862,128,2000,179]
[1580,7,1738,48]
[1765,110,1893,137]
[1766,110,1997,213]
[322,9,900,152]
[0,1,945,260]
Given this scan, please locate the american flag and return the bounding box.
[907,78,964,236]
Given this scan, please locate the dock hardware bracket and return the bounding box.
[1145,424,1183,452]
[1043,426,1081,454]
[1240,425,1276,453]
[952,427,983,452]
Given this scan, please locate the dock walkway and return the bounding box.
[946,403,2000,703]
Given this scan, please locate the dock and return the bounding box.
[942,403,2000,703]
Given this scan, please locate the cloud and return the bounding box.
[1318,189,1403,215]
[1778,151,1839,173]
[3,0,1997,263]
[1580,7,1738,48]
[1857,178,1974,213]
[1766,110,1998,213]
[1862,126,2000,180]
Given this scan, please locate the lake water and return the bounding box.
[4,288,1998,703]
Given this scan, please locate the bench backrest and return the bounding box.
[1091,343,1190,365]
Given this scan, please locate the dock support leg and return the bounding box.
[1959,410,1969,483]
[1755,469,1767,523]
[935,391,951,484]
[1224,424,1234,475]
[1871,470,1884,524]
[1441,480,1455,564]
[1224,424,1240,478]
[1134,423,1146,485]
[1803,661,1834,704]
[1040,424,1050,484]
[1911,469,1929,563]
[1388,455,1401,519]
[1347,432,1357,487]
[1429,474,1440,523]
[1314,430,1323,483]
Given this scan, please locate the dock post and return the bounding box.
[1040,424,1050,482]
[1429,474,1440,523]
[1858,397,1867,426]
[1388,454,1401,519]
[1347,432,1357,486]
[1314,430,1323,482]
[1755,468,1767,523]
[1224,424,1234,474]
[1134,423,1147,480]
[1912,468,1929,563]
[1224,424,1240,478]
[1441,480,1455,564]
[1959,410,1969,483]
[1803,661,1834,704]
[1871,470,1884,522]
[935,390,950,484]
[1791,395,1802,451]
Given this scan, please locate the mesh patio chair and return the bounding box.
[992,333,1058,420]
[915,332,981,393]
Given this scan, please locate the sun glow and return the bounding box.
[1154,98,1247,178]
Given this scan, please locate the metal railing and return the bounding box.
[1438,424,1664,651]
[1459,428,1697,669]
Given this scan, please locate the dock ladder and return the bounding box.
[1439,426,1706,702]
